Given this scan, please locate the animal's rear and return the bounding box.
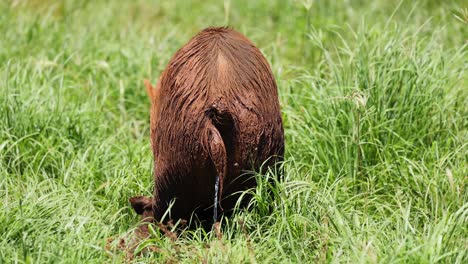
[135,27,284,226]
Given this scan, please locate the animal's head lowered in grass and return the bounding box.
[129,196,153,221]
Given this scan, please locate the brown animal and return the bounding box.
[130,27,284,229]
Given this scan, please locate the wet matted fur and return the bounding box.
[130,27,284,229]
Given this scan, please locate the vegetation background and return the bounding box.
[0,0,466,263]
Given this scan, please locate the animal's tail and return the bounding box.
[205,102,233,222]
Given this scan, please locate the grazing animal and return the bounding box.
[130,27,284,229]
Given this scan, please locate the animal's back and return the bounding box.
[152,27,284,223]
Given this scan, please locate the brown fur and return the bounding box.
[130,27,284,228]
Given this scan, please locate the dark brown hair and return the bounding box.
[131,27,284,227]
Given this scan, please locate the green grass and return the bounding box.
[1,0,467,263]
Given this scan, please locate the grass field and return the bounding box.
[1,0,467,263]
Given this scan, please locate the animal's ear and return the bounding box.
[144,79,155,99]
[129,196,152,215]
[144,79,161,101]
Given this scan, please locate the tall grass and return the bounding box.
[0,0,466,263]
